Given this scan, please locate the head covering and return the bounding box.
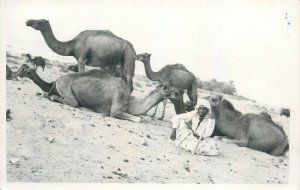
[195,99,211,111]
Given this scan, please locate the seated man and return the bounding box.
[170,99,219,156]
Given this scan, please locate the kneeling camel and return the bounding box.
[19,65,172,122]
[206,95,289,156]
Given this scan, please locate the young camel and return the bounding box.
[19,65,172,122]
[25,53,46,71]
[136,53,198,120]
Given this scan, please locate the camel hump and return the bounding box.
[259,112,273,121]
[77,30,121,40]
[170,64,190,73]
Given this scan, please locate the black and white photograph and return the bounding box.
[1,0,299,189]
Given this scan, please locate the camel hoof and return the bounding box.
[49,95,56,101]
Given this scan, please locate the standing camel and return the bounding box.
[26,19,136,92]
[19,65,172,122]
[205,94,289,156]
[136,53,198,120]
[25,53,46,71]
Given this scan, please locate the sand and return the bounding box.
[5,51,289,184]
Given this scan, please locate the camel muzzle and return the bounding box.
[26,21,31,26]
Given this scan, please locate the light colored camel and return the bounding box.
[6,64,28,80]
[25,53,46,71]
[206,94,289,156]
[19,65,172,122]
[136,53,198,120]
[26,19,136,92]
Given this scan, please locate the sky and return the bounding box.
[1,0,299,108]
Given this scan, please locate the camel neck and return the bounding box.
[30,72,54,93]
[40,24,74,56]
[26,55,33,62]
[127,88,165,115]
[142,60,160,81]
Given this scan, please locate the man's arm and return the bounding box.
[170,111,195,140]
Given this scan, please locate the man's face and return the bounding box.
[198,106,209,117]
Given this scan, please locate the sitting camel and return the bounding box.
[19,65,172,122]
[205,94,289,156]
[6,64,28,80]
[25,53,46,71]
[136,53,197,120]
[26,19,136,92]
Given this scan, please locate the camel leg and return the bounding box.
[49,94,79,108]
[123,45,136,93]
[49,95,64,104]
[110,93,141,122]
[111,111,142,123]
[221,138,248,147]
[170,97,185,115]
[269,138,289,156]
[158,98,167,120]
[77,55,87,73]
[151,104,159,118]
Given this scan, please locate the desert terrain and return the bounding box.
[5,49,290,184]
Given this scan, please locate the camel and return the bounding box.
[25,53,46,71]
[6,64,28,80]
[26,19,136,92]
[19,65,172,122]
[136,53,198,120]
[205,94,289,156]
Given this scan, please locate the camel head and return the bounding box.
[169,87,184,101]
[153,84,173,98]
[24,53,31,60]
[19,65,36,79]
[136,53,151,63]
[204,94,223,108]
[26,19,50,31]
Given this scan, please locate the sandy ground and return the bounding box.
[5,51,290,183]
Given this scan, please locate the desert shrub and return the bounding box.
[197,78,237,95]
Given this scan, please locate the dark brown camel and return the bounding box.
[6,64,28,80]
[205,94,289,156]
[19,65,172,122]
[25,53,46,71]
[26,19,136,92]
[136,53,197,120]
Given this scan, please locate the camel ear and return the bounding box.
[148,54,152,57]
